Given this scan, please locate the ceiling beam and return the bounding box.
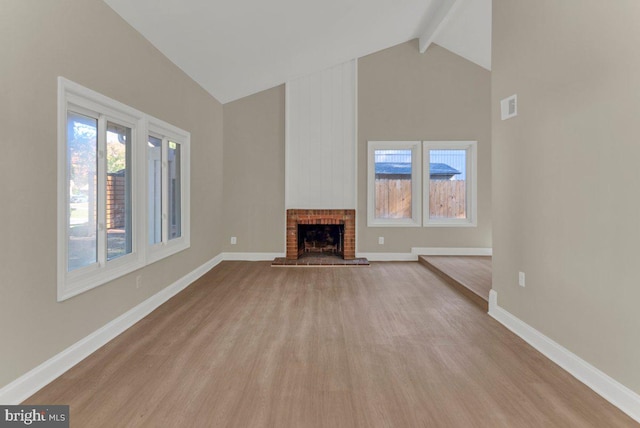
[419,0,464,53]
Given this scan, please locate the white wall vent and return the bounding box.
[500,94,517,120]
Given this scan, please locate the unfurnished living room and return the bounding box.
[1,0,639,427]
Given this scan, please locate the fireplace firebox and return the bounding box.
[286,209,355,260]
[298,224,344,256]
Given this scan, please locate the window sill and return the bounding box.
[58,256,145,302]
[147,238,190,265]
[424,220,477,228]
[367,219,422,228]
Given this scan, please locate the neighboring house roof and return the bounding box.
[375,163,412,175]
[430,163,461,177]
[375,162,460,178]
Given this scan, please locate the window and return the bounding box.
[66,113,136,270]
[106,122,133,261]
[66,111,98,272]
[58,77,190,301]
[148,136,163,245]
[423,141,477,227]
[366,140,479,229]
[146,120,190,264]
[367,141,421,227]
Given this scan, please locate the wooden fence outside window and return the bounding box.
[375,178,466,220]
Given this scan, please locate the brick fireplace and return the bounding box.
[286,209,355,260]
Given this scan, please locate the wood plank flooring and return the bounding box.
[419,256,492,310]
[25,261,637,427]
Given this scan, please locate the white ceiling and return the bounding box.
[103,0,491,104]
[432,0,492,70]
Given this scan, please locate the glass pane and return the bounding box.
[67,111,97,271]
[429,149,467,219]
[106,122,132,261]
[168,141,181,240]
[148,136,162,245]
[374,149,412,219]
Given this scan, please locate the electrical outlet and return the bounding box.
[518,271,525,287]
[378,237,384,245]
[231,237,237,245]
[136,275,142,289]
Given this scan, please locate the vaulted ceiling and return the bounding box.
[103,0,491,104]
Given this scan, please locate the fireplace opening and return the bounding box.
[298,224,344,257]
[286,210,355,260]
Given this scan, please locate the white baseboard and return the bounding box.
[0,254,224,405]
[222,252,284,261]
[356,252,416,261]
[356,247,493,261]
[412,247,493,256]
[488,289,640,424]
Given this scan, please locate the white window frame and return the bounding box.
[57,77,190,301]
[367,141,422,227]
[146,119,191,264]
[422,141,478,227]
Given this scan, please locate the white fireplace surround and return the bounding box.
[285,60,357,209]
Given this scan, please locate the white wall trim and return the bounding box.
[357,252,417,261]
[0,254,224,405]
[488,290,640,424]
[412,247,492,256]
[356,248,492,261]
[222,252,285,261]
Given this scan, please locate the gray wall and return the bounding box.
[222,85,286,252]
[357,40,492,253]
[492,0,640,393]
[0,0,224,388]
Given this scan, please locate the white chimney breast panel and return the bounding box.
[286,60,356,209]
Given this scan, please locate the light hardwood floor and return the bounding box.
[26,261,637,427]
[419,256,492,310]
